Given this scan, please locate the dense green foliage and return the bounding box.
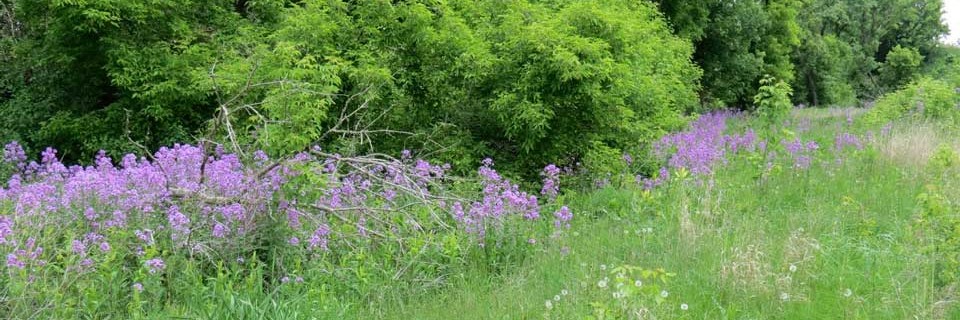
[788,0,948,106]
[863,77,960,126]
[754,76,794,137]
[1,0,953,176]
[1,0,959,318]
[880,45,924,90]
[0,0,276,160]
[656,0,801,107]
[0,0,702,177]
[657,0,949,108]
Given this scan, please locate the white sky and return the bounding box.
[945,0,960,45]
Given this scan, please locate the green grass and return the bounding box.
[364,109,959,319]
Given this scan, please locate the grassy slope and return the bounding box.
[371,109,959,319]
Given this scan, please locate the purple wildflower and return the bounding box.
[71,240,86,255]
[3,141,26,164]
[0,216,12,245]
[145,258,166,274]
[553,206,573,229]
[212,223,227,238]
[654,112,740,177]
[782,138,818,170]
[6,253,24,269]
[833,132,863,152]
[541,164,561,201]
[167,206,191,242]
[308,225,330,250]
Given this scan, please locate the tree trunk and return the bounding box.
[806,70,819,106]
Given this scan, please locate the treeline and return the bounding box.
[0,0,953,176]
[659,0,951,107]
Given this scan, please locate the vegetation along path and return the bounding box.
[380,108,960,319]
[0,0,957,318]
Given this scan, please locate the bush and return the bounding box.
[754,76,793,138]
[863,77,960,126]
[71,0,699,180]
[880,45,923,91]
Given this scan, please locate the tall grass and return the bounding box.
[374,108,960,319]
[2,107,957,319]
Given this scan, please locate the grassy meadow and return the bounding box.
[371,108,960,319]
[3,107,960,320]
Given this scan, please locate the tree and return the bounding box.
[790,0,947,105]
[180,0,703,177]
[880,45,923,90]
[0,0,284,160]
[656,0,800,108]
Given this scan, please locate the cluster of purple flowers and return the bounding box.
[541,164,561,201]
[833,132,864,153]
[6,237,44,269]
[0,137,570,286]
[145,258,166,274]
[451,159,554,242]
[654,112,731,176]
[279,150,457,251]
[722,129,758,154]
[782,138,820,169]
[553,206,572,229]
[642,112,759,188]
[639,110,873,187]
[0,142,288,275]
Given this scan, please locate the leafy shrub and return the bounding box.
[754,76,793,138]
[880,45,923,90]
[915,184,960,287]
[208,0,701,179]
[0,0,268,161]
[863,77,960,126]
